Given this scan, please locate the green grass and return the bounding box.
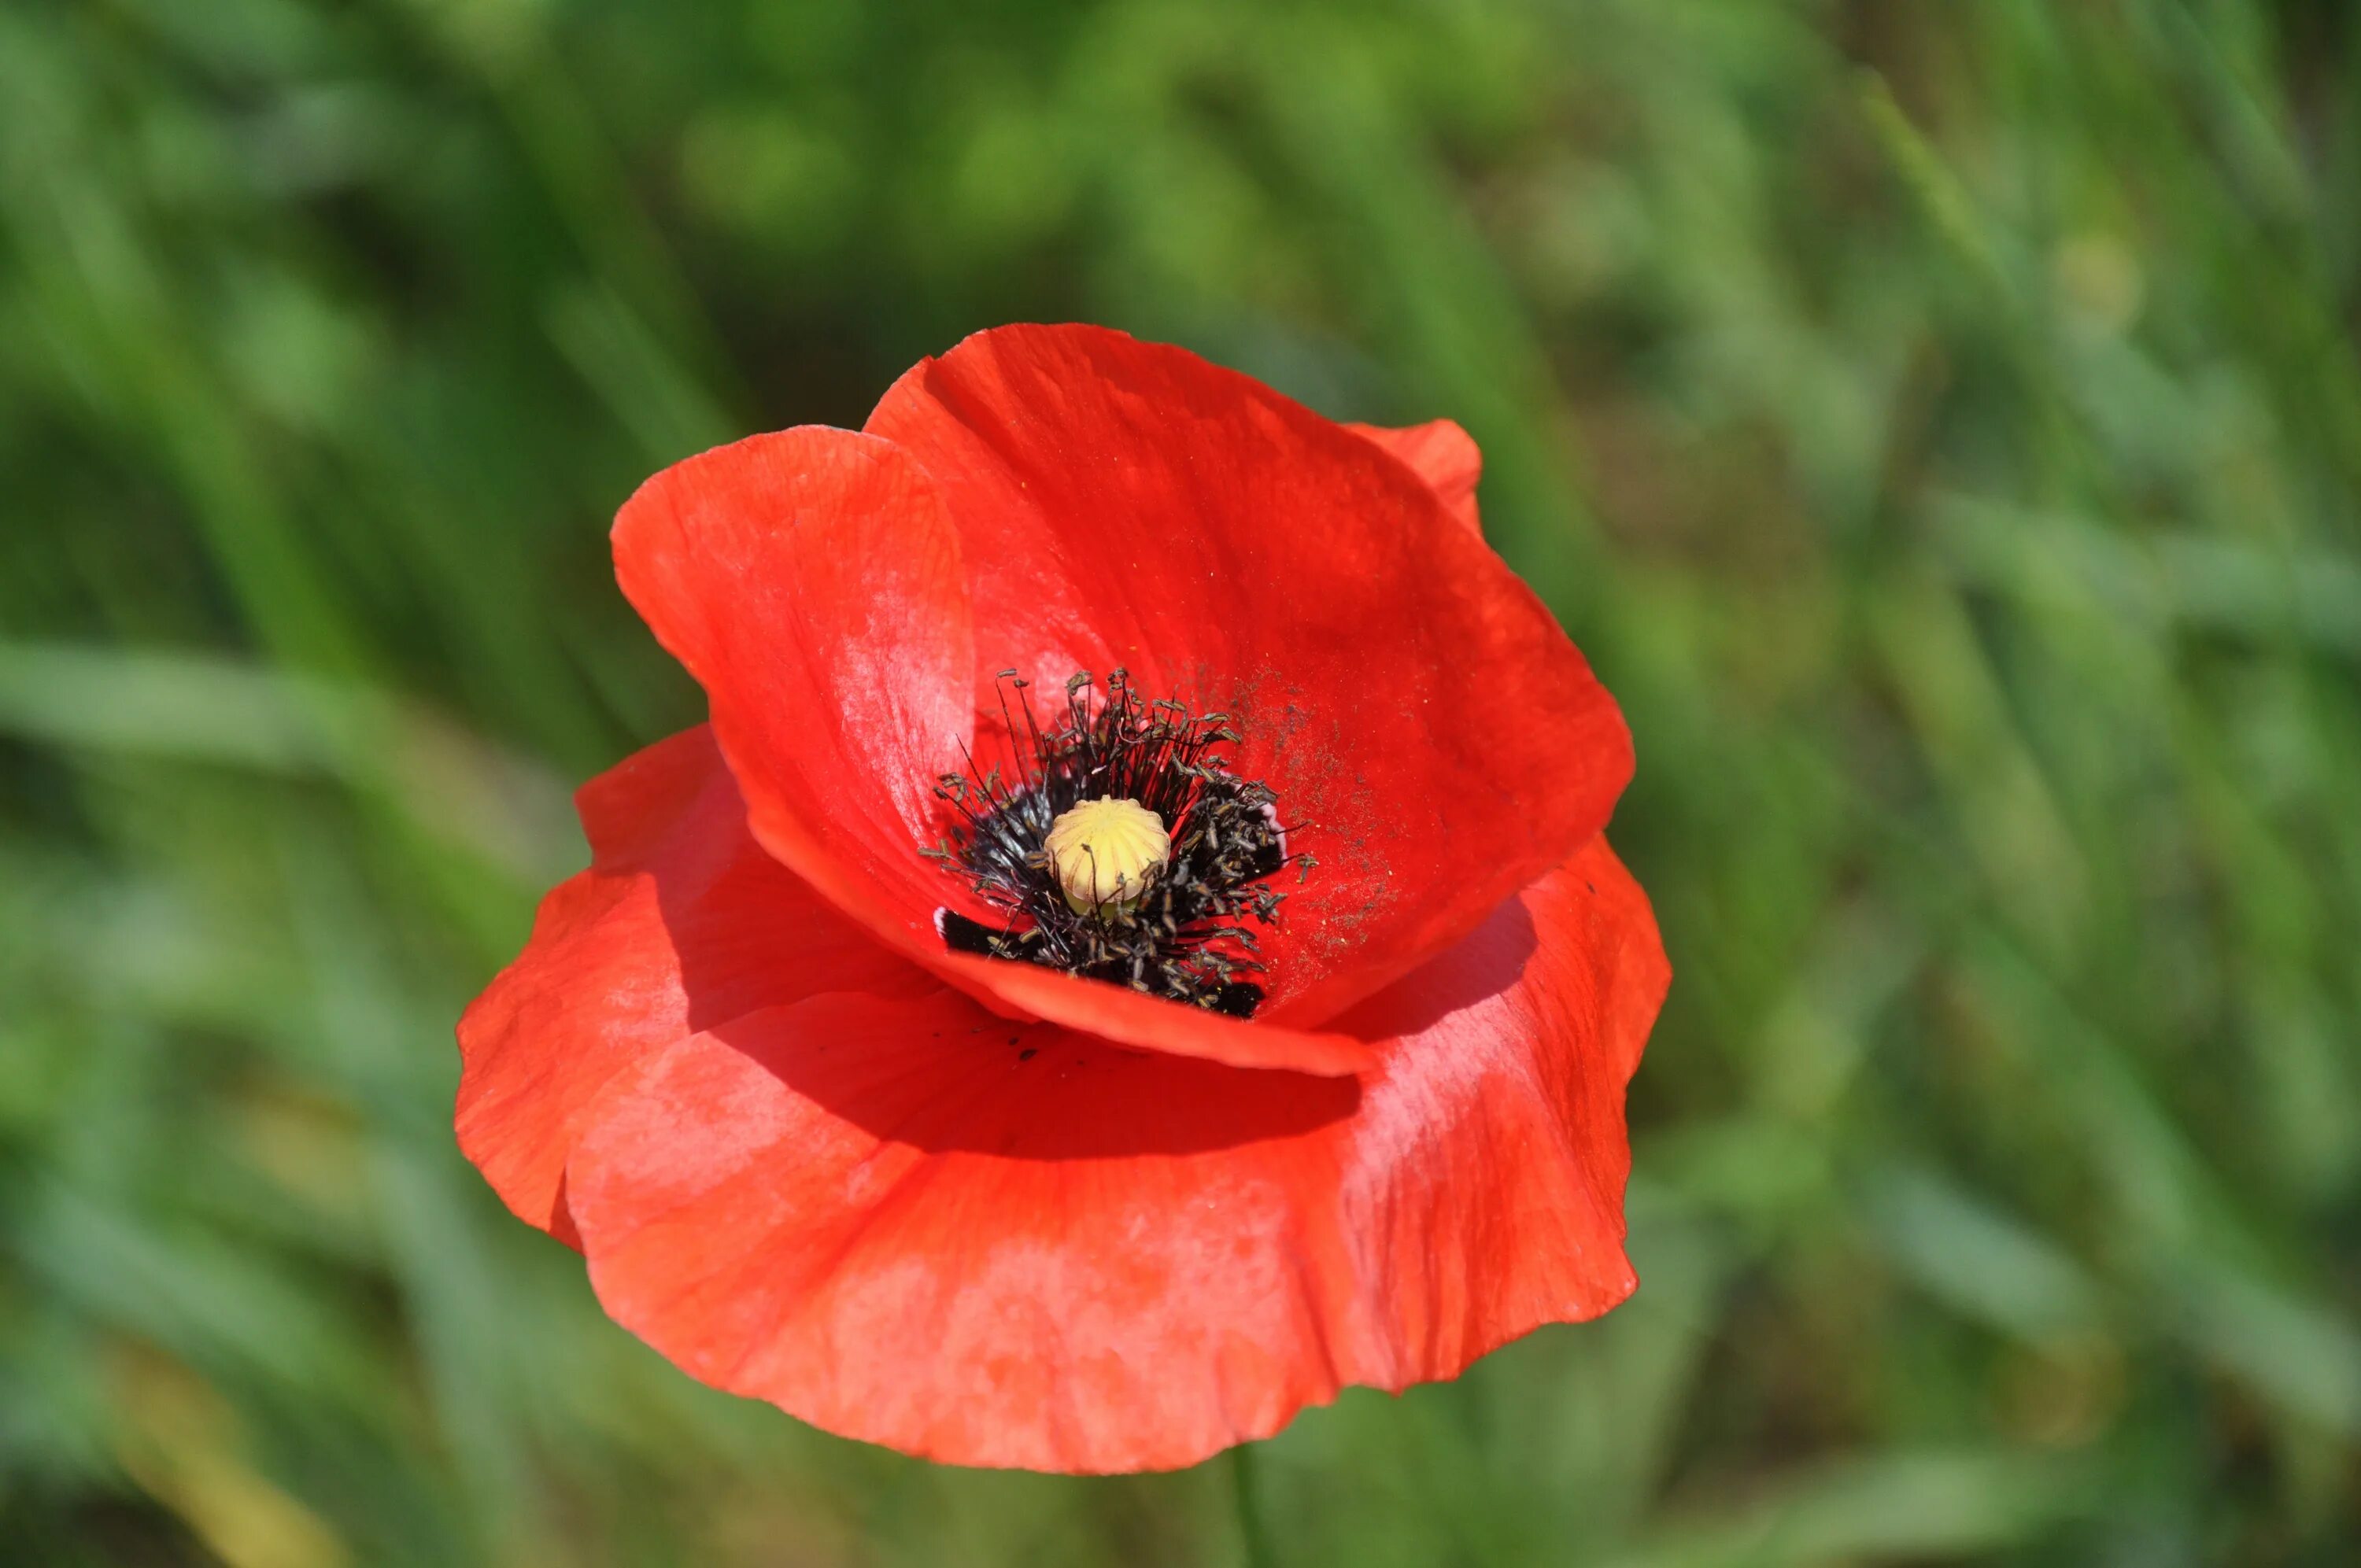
[5,1,2359,1562]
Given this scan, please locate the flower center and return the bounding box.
[926,670,1310,1017]
[1044,797,1170,916]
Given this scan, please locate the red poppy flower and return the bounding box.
[456,324,1667,1474]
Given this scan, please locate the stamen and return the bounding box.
[926,670,1304,1016]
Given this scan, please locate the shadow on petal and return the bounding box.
[1334,896,1539,1042]
[693,991,1365,1160]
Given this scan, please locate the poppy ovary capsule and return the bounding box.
[1044,797,1171,918]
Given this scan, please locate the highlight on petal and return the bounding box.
[455,725,930,1245]
[1347,418,1483,537]
[867,325,1632,1032]
[563,834,1665,1473]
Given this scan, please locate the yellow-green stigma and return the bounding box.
[1044,797,1171,917]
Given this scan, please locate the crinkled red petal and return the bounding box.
[563,835,1666,1473]
[866,324,1633,1029]
[454,725,932,1245]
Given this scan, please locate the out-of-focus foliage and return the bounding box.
[4,0,2359,1562]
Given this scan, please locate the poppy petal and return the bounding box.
[563,834,1665,1472]
[454,725,930,1245]
[865,324,1633,1031]
[611,426,976,990]
[612,424,1376,1076]
[932,951,1377,1075]
[1347,418,1483,536]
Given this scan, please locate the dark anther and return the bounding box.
[926,669,1306,1017]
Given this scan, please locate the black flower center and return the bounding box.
[927,670,1310,1017]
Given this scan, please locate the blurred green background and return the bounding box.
[6,0,2359,1562]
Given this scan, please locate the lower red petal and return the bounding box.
[563,836,1665,1472]
[455,725,930,1245]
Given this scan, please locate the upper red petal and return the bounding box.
[865,324,1633,1028]
[562,834,1666,1473]
[453,725,931,1244]
[1347,418,1483,536]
